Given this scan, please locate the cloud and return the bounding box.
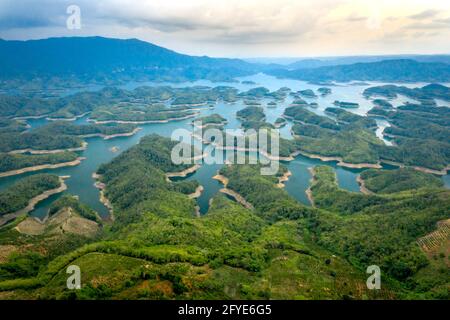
[409,9,439,20]
[0,0,449,56]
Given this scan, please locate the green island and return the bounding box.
[274,117,287,128]
[333,101,360,108]
[285,106,340,130]
[236,106,274,130]
[364,83,450,105]
[193,114,228,128]
[359,168,444,194]
[285,100,450,172]
[325,107,377,129]
[0,152,80,176]
[298,89,317,98]
[0,174,62,218]
[33,121,139,139]
[372,99,393,109]
[317,87,332,96]
[0,130,83,153]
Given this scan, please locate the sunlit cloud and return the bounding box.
[0,0,449,57]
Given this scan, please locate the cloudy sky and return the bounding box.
[0,0,449,58]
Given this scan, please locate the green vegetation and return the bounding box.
[33,121,138,137]
[317,87,331,96]
[193,114,227,127]
[0,119,28,134]
[360,168,444,194]
[364,83,450,103]
[309,166,384,213]
[0,152,79,174]
[269,59,450,83]
[0,134,447,300]
[0,131,83,153]
[293,125,383,164]
[376,138,449,171]
[237,107,265,122]
[383,104,450,144]
[170,180,200,195]
[372,99,393,109]
[307,166,450,298]
[366,103,450,170]
[333,101,359,108]
[285,106,339,130]
[236,106,274,130]
[90,103,196,123]
[325,107,377,129]
[274,117,286,128]
[298,89,317,98]
[48,195,101,223]
[219,164,313,222]
[288,100,449,171]
[0,174,61,216]
[291,98,308,106]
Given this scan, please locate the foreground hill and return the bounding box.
[0,134,448,299]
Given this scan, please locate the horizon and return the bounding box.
[2,35,450,61]
[1,0,449,58]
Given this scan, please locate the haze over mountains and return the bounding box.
[1,36,450,83]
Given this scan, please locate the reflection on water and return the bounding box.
[1,74,448,219]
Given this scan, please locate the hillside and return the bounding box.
[0,37,256,83]
[268,59,450,82]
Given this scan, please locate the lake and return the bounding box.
[0,74,448,218]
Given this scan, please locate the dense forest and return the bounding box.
[0,152,79,173]
[0,135,446,300]
[360,168,444,194]
[0,174,61,216]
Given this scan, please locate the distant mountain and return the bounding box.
[267,59,450,82]
[286,55,450,70]
[0,37,257,82]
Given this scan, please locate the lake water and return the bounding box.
[0,74,448,218]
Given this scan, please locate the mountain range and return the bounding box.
[1,36,450,83]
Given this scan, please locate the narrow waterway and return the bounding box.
[1,75,448,218]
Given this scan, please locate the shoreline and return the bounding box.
[380,160,450,176]
[46,111,91,122]
[79,127,142,140]
[212,174,254,210]
[188,185,204,199]
[9,141,88,155]
[192,121,227,129]
[0,157,86,178]
[305,167,316,207]
[87,113,198,125]
[276,170,292,188]
[356,175,374,195]
[0,176,69,227]
[297,150,382,169]
[166,164,201,180]
[92,173,114,222]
